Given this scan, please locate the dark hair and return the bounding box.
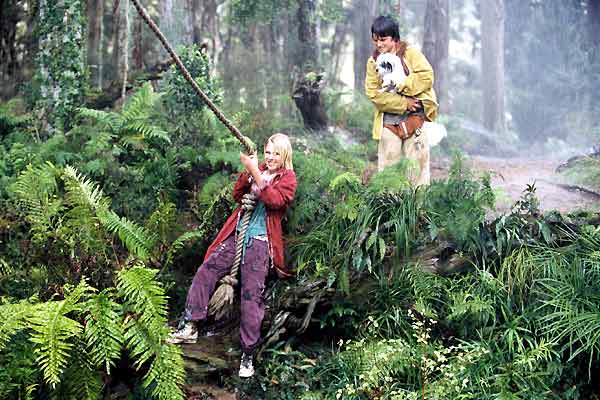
[371,15,400,41]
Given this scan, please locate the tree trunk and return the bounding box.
[422,0,449,112]
[295,0,318,71]
[352,0,378,92]
[329,10,351,83]
[87,0,104,89]
[160,0,193,57]
[481,0,506,134]
[120,0,130,103]
[132,9,144,70]
[0,0,21,98]
[589,0,600,46]
[110,0,122,83]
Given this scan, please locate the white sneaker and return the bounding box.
[238,353,254,378]
[167,322,198,344]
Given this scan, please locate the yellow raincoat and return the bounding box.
[365,46,438,140]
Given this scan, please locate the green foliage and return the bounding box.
[33,0,87,131]
[241,341,321,399]
[424,153,495,254]
[323,92,374,140]
[0,266,184,399]
[367,160,412,193]
[118,266,185,400]
[163,44,222,116]
[28,280,91,387]
[0,333,40,400]
[84,290,124,373]
[11,162,63,243]
[78,82,170,150]
[0,100,31,137]
[536,227,600,370]
[560,156,600,191]
[0,300,32,351]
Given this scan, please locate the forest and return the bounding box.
[1,0,600,399]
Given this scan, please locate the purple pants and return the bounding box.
[185,235,269,353]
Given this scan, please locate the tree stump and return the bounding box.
[292,72,328,131]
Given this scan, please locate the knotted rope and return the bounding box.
[208,192,257,319]
[129,0,260,319]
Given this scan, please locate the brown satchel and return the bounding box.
[383,109,425,140]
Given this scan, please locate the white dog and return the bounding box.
[375,52,406,93]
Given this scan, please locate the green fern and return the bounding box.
[62,165,108,212]
[123,317,163,370]
[0,258,13,277]
[78,82,170,149]
[117,266,184,399]
[101,210,157,260]
[117,266,168,327]
[164,228,207,269]
[143,343,186,400]
[145,200,177,247]
[0,300,32,351]
[63,165,158,259]
[84,290,124,373]
[12,162,63,242]
[60,340,103,400]
[76,108,122,133]
[28,280,92,387]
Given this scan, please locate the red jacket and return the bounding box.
[203,165,297,277]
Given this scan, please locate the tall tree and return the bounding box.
[0,0,21,98]
[480,0,505,134]
[589,0,600,44]
[328,10,352,82]
[352,0,379,92]
[132,11,144,70]
[422,0,449,111]
[295,0,318,71]
[160,0,193,54]
[110,0,122,82]
[588,0,600,116]
[87,0,104,89]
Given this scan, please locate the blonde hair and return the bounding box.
[266,133,293,170]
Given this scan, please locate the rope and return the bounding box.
[129,0,255,155]
[208,193,257,319]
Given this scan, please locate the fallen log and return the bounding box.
[84,59,174,109]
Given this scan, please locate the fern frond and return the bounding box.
[12,162,63,241]
[62,165,108,212]
[146,201,177,244]
[28,280,92,387]
[123,316,163,370]
[164,228,207,268]
[121,82,159,123]
[117,266,168,326]
[0,300,32,350]
[0,257,13,277]
[118,134,145,149]
[84,290,124,373]
[61,339,103,400]
[143,343,185,400]
[100,210,158,260]
[125,121,171,144]
[77,107,122,133]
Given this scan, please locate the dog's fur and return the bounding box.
[375,53,406,93]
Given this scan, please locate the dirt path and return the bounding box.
[431,156,600,215]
